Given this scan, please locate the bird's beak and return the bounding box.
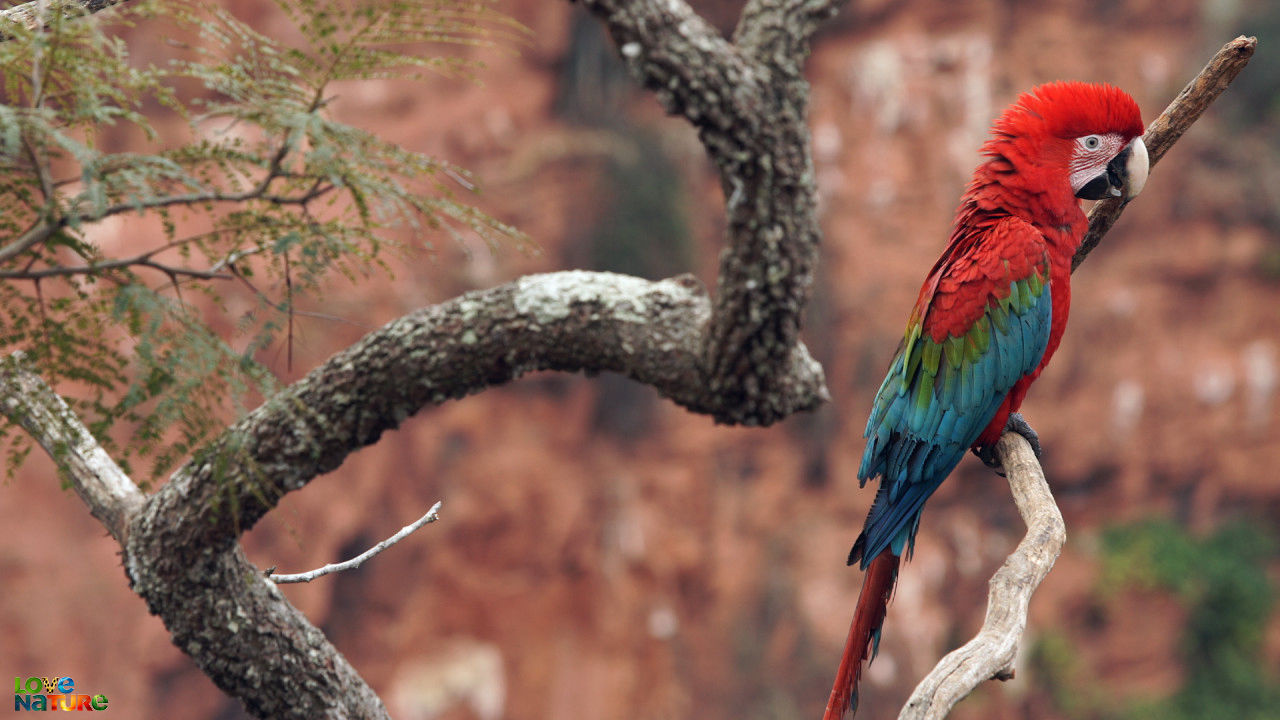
[1075,137,1149,200]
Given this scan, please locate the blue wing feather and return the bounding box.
[852,220,1054,569]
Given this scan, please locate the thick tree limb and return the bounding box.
[901,36,1256,719]
[119,270,823,719]
[1073,35,1257,272]
[580,0,838,424]
[0,352,392,719]
[898,434,1063,720]
[127,271,825,560]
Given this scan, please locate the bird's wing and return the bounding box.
[852,216,1053,566]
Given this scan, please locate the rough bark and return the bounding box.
[0,0,130,35]
[129,271,825,555]
[3,0,839,714]
[580,0,839,424]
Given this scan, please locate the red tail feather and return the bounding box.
[822,551,901,720]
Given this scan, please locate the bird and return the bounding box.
[822,81,1149,720]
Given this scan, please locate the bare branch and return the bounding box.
[0,222,58,265]
[1073,35,1257,272]
[270,501,442,583]
[0,352,143,543]
[0,257,234,280]
[576,0,744,131]
[898,434,1064,720]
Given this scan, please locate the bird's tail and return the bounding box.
[822,550,901,720]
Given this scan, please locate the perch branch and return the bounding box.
[902,36,1256,720]
[1073,35,1257,271]
[270,501,442,584]
[898,434,1064,720]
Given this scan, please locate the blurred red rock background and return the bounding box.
[2,1,1278,719]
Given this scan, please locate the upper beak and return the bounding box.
[1075,136,1149,200]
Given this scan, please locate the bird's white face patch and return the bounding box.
[1068,132,1128,195]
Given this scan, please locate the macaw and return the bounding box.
[823,81,1150,719]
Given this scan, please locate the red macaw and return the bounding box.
[823,81,1149,719]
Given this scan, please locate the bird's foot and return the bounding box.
[973,443,1002,471]
[1005,412,1042,459]
[971,413,1042,476]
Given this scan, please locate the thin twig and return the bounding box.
[0,256,234,280]
[269,501,443,584]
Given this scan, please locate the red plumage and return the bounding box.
[823,552,899,720]
[965,82,1142,445]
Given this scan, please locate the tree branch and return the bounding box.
[128,270,826,559]
[0,353,144,543]
[115,271,822,719]
[269,501,442,584]
[902,36,1257,719]
[1072,35,1257,272]
[0,350,392,720]
[580,0,833,424]
[898,434,1063,720]
[734,0,842,71]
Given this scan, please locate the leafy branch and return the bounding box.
[0,0,526,478]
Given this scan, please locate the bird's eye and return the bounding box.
[1082,135,1101,150]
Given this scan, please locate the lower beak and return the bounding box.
[1074,136,1150,200]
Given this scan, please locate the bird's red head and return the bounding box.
[997,81,1144,141]
[982,81,1149,202]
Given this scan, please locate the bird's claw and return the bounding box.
[1005,412,1042,459]
[971,413,1042,476]
[973,443,1002,471]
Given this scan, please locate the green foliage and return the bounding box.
[0,0,528,481]
[1097,518,1280,720]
